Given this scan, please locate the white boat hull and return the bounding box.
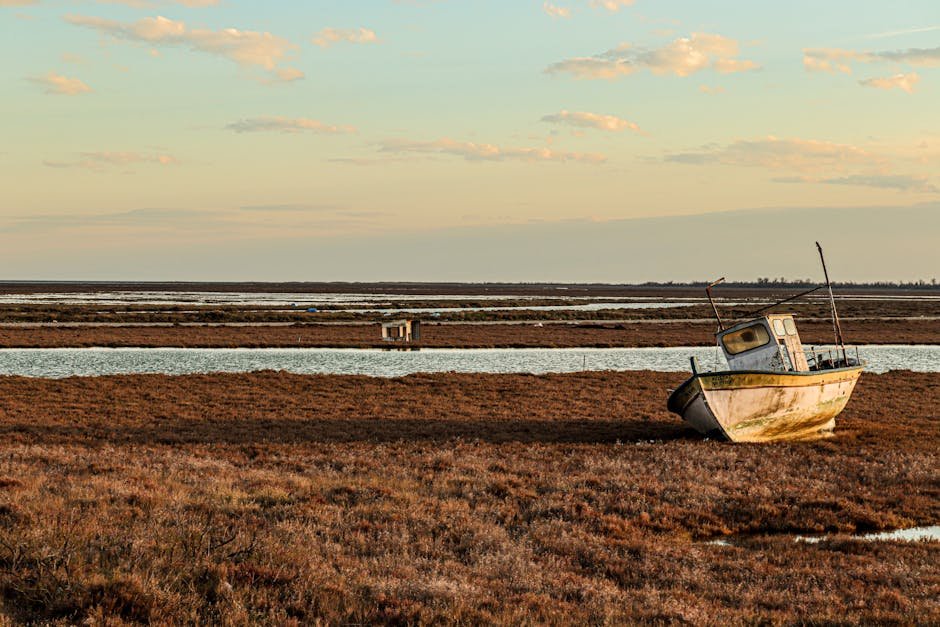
[668,366,863,442]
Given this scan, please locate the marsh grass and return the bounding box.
[0,371,936,624]
[0,319,936,349]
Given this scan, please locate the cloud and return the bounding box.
[546,33,759,79]
[28,72,92,95]
[4,208,214,234]
[0,0,37,5]
[329,156,429,167]
[804,45,940,73]
[239,204,389,221]
[262,67,305,84]
[65,14,299,78]
[590,0,634,12]
[821,174,937,192]
[542,2,570,18]
[774,174,937,193]
[877,46,940,66]
[240,203,338,212]
[225,116,356,134]
[3,205,387,237]
[44,151,177,171]
[312,27,377,48]
[859,72,920,93]
[541,110,640,132]
[803,48,875,73]
[546,53,636,80]
[665,136,881,172]
[699,84,725,95]
[377,138,606,164]
[865,25,940,40]
[712,58,760,73]
[94,0,221,6]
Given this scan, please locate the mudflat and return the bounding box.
[0,370,936,623]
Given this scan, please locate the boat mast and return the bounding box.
[816,242,848,365]
[706,277,725,331]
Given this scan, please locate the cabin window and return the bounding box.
[773,319,787,337]
[722,324,771,355]
[784,318,798,335]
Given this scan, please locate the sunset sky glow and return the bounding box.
[2,1,938,281]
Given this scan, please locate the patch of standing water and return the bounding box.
[795,525,940,544]
[707,525,940,547]
[0,345,936,378]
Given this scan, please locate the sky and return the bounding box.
[1,0,938,282]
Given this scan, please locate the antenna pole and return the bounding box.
[816,242,847,365]
[706,277,726,331]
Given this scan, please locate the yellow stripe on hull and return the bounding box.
[668,366,863,443]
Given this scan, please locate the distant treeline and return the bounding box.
[640,279,939,289]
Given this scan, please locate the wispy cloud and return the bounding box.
[225,116,356,134]
[264,67,305,84]
[94,0,222,7]
[239,203,388,221]
[312,27,378,48]
[665,136,881,172]
[820,174,938,193]
[865,25,940,39]
[699,84,725,95]
[774,174,937,193]
[590,0,634,12]
[3,205,387,237]
[65,14,301,79]
[329,156,430,167]
[860,72,920,93]
[547,33,759,79]
[667,136,936,194]
[378,138,607,164]
[542,2,570,18]
[804,45,940,73]
[44,151,177,171]
[28,72,92,95]
[541,110,640,132]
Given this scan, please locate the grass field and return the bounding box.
[0,370,936,624]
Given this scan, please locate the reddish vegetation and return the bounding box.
[0,318,937,348]
[0,290,937,325]
[0,370,936,623]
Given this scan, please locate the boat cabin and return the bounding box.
[717,314,809,373]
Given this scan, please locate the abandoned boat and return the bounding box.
[667,243,864,443]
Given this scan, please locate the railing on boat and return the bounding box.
[804,346,862,370]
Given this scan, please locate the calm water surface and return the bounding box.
[0,290,932,307]
[0,345,935,378]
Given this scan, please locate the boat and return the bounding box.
[667,243,864,442]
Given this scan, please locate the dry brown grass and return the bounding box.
[0,318,936,348]
[0,371,936,624]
